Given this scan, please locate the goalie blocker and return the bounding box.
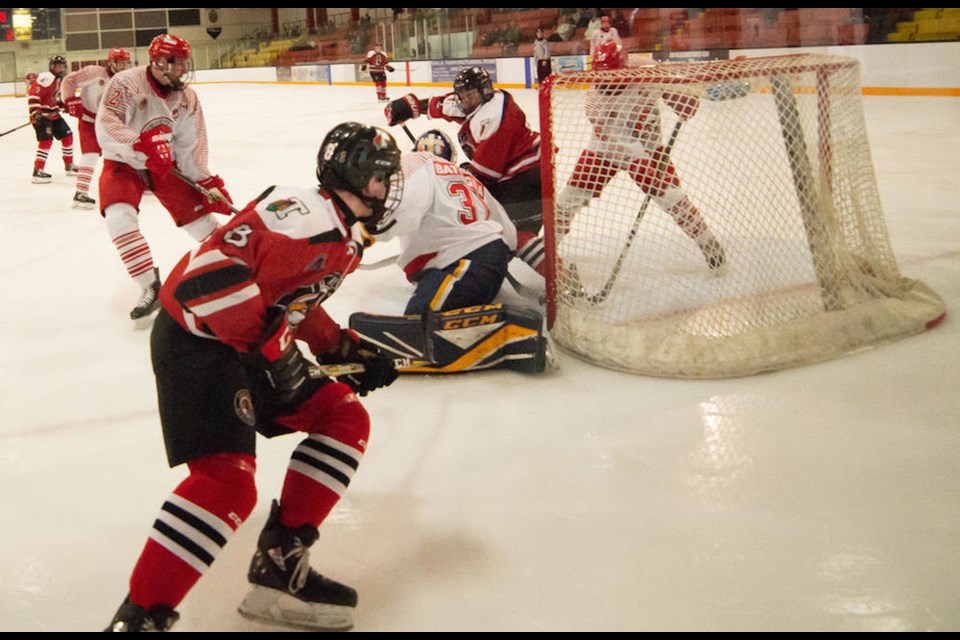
[349,303,549,374]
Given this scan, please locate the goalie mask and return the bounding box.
[148,34,193,90]
[317,122,403,235]
[415,129,457,164]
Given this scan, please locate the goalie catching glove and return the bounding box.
[245,312,311,407]
[384,94,429,126]
[319,329,399,396]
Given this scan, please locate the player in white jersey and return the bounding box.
[556,40,726,271]
[60,47,131,209]
[348,130,549,374]
[377,129,517,314]
[96,34,234,321]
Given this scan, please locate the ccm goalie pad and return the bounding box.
[349,303,549,373]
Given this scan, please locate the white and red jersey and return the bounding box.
[585,84,664,164]
[60,64,112,124]
[159,185,368,355]
[27,71,63,121]
[427,90,540,184]
[590,26,622,56]
[96,66,214,181]
[377,151,517,280]
[363,49,392,73]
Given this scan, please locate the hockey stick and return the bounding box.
[172,168,240,214]
[308,356,431,378]
[574,119,684,306]
[401,124,417,146]
[0,121,33,137]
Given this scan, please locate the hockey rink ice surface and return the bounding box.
[0,82,958,632]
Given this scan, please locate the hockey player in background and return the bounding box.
[27,55,77,184]
[96,34,234,321]
[384,66,547,276]
[360,43,395,102]
[59,47,132,209]
[103,122,403,632]
[349,129,550,374]
[556,40,726,271]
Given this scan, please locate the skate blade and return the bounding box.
[238,585,355,631]
[71,201,96,210]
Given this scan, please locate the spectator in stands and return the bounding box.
[610,9,630,37]
[584,10,604,42]
[590,15,622,57]
[499,20,522,55]
[573,9,591,30]
[554,14,576,42]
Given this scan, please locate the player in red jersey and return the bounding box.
[60,47,132,209]
[103,122,403,632]
[96,34,234,321]
[384,66,546,275]
[27,55,76,184]
[359,43,395,102]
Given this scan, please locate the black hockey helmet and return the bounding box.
[49,54,67,77]
[453,66,494,103]
[317,122,403,234]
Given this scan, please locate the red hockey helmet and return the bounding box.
[148,34,191,62]
[107,47,132,74]
[593,40,626,71]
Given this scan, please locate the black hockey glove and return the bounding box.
[322,329,399,397]
[384,94,427,126]
[246,312,311,407]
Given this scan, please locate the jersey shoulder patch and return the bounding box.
[37,72,56,88]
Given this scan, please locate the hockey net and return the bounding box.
[539,53,945,378]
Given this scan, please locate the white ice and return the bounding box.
[0,82,958,632]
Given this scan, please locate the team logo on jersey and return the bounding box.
[234,389,256,426]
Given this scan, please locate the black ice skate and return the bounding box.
[65,163,79,176]
[32,168,52,184]
[130,268,161,320]
[72,191,96,210]
[238,500,357,631]
[104,595,179,632]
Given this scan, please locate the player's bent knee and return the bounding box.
[186,452,258,522]
[295,381,371,444]
[104,202,140,234]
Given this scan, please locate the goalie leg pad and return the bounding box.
[349,305,548,374]
[422,303,547,374]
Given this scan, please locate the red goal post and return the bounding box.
[538,53,945,378]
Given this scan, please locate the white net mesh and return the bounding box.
[541,53,945,378]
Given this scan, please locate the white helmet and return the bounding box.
[415,129,457,164]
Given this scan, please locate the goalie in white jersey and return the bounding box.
[556,40,726,271]
[96,33,234,321]
[349,130,549,374]
[377,129,517,314]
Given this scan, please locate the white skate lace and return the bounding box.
[282,542,311,594]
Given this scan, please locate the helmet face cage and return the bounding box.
[453,66,494,106]
[317,122,404,234]
[593,41,626,71]
[148,35,193,89]
[415,129,457,164]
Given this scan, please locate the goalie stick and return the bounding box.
[570,118,684,306]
